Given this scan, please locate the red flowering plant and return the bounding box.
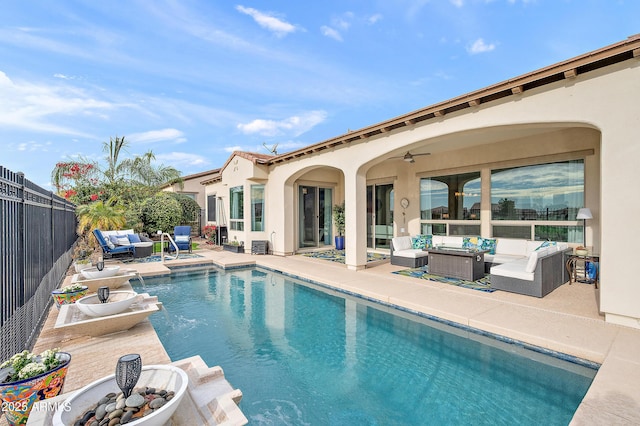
[52,161,100,204]
[203,225,217,245]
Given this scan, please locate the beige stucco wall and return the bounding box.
[205,58,640,327]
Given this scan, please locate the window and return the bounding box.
[491,160,583,221]
[251,185,265,231]
[491,160,585,242]
[207,195,217,222]
[420,172,481,221]
[230,186,244,231]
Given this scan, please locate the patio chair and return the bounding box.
[92,229,136,258]
[169,225,192,253]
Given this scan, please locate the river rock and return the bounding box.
[149,397,166,409]
[125,392,145,408]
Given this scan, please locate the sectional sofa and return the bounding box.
[390,234,570,297]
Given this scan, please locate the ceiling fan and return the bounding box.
[390,151,431,163]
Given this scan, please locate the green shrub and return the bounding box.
[169,193,201,225]
[140,193,182,235]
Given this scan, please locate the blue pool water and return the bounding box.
[135,267,597,425]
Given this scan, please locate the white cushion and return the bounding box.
[132,242,153,248]
[175,235,190,243]
[117,229,135,235]
[496,239,528,256]
[393,249,429,259]
[392,236,413,251]
[485,253,527,265]
[441,236,463,248]
[526,241,544,255]
[491,260,534,281]
[101,230,118,238]
[525,251,539,273]
[431,236,444,246]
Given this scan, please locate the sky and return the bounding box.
[1,1,638,189]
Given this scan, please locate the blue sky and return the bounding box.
[1,1,638,189]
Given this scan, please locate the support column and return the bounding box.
[344,169,368,270]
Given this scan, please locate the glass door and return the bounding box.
[367,184,394,249]
[299,186,333,248]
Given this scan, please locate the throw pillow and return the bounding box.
[535,240,557,251]
[478,238,497,255]
[103,232,116,249]
[115,236,130,246]
[127,233,141,243]
[462,237,478,250]
[175,235,190,243]
[412,235,429,250]
[424,234,433,249]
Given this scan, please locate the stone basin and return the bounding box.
[54,293,162,337]
[52,365,188,426]
[75,291,139,317]
[71,270,137,292]
[81,265,121,280]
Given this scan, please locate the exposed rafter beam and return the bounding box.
[511,86,523,95]
[564,69,577,79]
[468,99,480,107]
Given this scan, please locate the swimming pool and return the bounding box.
[135,267,597,425]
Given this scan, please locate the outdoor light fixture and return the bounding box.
[403,152,415,163]
[97,286,110,304]
[96,255,104,271]
[576,208,593,248]
[115,353,142,398]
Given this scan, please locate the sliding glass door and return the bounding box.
[367,183,394,249]
[298,186,333,248]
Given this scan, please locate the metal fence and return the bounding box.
[0,166,77,360]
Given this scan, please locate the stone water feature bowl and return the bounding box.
[81,265,121,280]
[52,365,189,426]
[75,291,139,317]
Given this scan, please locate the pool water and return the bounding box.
[136,267,596,425]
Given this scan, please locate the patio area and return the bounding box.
[15,246,640,425]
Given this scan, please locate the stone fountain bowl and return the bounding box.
[75,291,139,317]
[81,265,121,280]
[52,365,189,426]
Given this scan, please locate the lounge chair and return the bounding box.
[92,229,136,258]
[169,225,192,253]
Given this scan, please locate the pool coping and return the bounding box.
[26,250,640,425]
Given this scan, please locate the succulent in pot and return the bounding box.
[0,348,71,426]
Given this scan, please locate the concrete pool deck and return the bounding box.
[24,247,640,425]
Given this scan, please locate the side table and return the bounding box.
[566,254,599,289]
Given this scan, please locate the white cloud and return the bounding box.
[154,152,208,167]
[320,26,343,42]
[467,38,496,54]
[368,14,383,25]
[237,110,327,137]
[0,70,115,136]
[236,5,297,37]
[450,0,464,7]
[127,128,186,144]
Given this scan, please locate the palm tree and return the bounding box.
[76,198,126,243]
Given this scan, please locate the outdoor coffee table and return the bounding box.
[428,246,488,281]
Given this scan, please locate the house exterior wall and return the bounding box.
[205,55,640,327]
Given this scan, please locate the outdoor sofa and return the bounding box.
[93,229,154,258]
[391,234,570,297]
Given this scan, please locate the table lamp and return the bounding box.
[576,208,593,248]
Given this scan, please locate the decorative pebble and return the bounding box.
[125,393,145,408]
[115,398,126,410]
[121,410,134,424]
[108,408,124,419]
[75,387,174,425]
[95,403,107,420]
[149,397,166,409]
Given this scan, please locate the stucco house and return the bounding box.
[201,34,640,329]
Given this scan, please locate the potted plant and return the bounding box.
[203,225,217,245]
[51,284,89,309]
[0,348,71,425]
[223,238,244,253]
[333,202,345,250]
